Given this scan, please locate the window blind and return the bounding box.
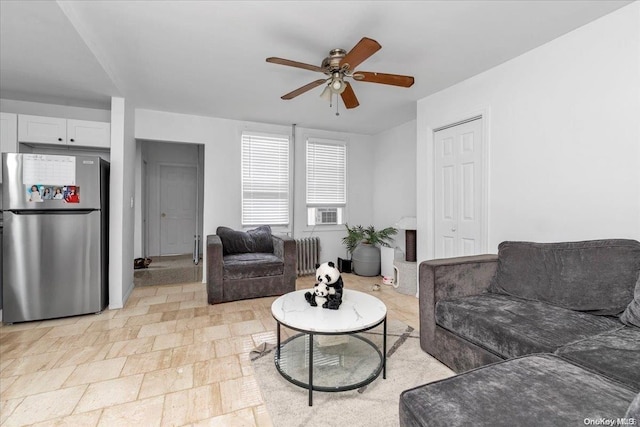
[241,132,290,225]
[306,139,346,206]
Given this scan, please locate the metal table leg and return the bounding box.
[277,322,281,360]
[383,316,387,379]
[309,332,314,406]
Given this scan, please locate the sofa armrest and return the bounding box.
[206,235,225,304]
[419,255,498,355]
[272,234,297,278]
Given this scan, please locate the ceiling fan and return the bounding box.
[266,37,414,112]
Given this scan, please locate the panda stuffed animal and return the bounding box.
[304,261,344,310]
[305,281,333,307]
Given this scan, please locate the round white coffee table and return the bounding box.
[271,289,387,406]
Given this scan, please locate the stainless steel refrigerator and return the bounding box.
[2,153,109,323]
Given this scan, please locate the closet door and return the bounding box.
[434,118,484,258]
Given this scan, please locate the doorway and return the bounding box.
[140,140,204,259]
[433,117,486,258]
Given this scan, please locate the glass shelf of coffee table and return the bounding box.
[276,332,383,390]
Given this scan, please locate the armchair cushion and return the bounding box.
[216,225,274,255]
[222,253,284,280]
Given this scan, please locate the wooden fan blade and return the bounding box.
[340,37,381,71]
[281,79,326,100]
[266,57,325,73]
[353,71,415,87]
[340,82,359,109]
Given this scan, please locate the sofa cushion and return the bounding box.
[217,225,274,255]
[435,294,622,358]
[556,326,640,391]
[222,253,283,280]
[620,275,640,327]
[399,354,638,427]
[489,239,640,315]
[626,392,640,421]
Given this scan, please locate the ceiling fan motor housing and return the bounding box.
[322,48,347,72]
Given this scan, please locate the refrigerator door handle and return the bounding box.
[10,209,97,215]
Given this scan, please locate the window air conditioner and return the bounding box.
[315,208,338,225]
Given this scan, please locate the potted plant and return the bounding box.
[342,224,397,276]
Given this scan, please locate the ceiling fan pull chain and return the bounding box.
[336,98,340,116]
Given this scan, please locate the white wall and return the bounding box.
[134,142,143,258]
[293,127,375,263]
[135,109,375,276]
[372,119,417,257]
[121,97,136,306]
[417,2,640,262]
[109,96,136,308]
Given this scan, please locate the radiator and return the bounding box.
[295,237,320,276]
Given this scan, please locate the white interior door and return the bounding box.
[434,118,484,258]
[159,164,197,256]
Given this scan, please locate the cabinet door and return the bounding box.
[1,112,18,184]
[67,119,111,148]
[18,114,66,144]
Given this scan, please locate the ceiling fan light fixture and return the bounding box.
[320,85,332,101]
[329,74,346,95]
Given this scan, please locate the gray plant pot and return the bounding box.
[352,243,381,277]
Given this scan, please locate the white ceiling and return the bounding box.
[0,0,632,135]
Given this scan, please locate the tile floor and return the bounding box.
[0,274,419,426]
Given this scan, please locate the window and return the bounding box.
[241,132,290,225]
[306,138,346,225]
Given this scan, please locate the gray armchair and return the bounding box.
[206,225,297,304]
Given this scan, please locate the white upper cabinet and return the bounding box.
[0,112,19,183]
[18,114,67,144]
[67,119,110,148]
[18,114,110,148]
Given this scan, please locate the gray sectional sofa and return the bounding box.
[400,239,640,426]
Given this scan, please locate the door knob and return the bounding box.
[161,213,166,218]
[451,226,457,232]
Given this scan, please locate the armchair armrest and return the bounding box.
[206,235,224,304]
[419,255,498,354]
[272,234,297,279]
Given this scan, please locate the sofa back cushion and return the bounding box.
[489,239,640,315]
[216,225,274,255]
